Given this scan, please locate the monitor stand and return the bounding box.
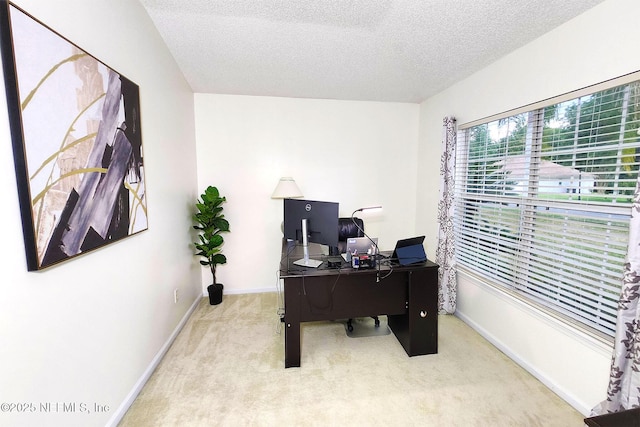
[293,219,323,268]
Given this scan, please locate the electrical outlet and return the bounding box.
[173,288,179,304]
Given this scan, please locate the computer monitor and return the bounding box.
[284,198,339,267]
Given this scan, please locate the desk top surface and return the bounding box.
[280,240,438,278]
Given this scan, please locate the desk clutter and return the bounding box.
[282,198,427,269]
[286,241,426,272]
[280,211,428,281]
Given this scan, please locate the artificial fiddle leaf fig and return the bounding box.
[193,186,229,285]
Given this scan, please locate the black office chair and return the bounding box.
[338,217,380,332]
[338,216,364,253]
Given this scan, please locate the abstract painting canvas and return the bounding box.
[0,2,147,270]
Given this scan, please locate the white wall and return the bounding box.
[0,1,200,426]
[194,94,420,293]
[417,0,640,415]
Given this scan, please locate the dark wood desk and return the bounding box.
[280,241,439,368]
[584,408,640,426]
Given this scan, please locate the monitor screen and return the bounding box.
[283,198,339,249]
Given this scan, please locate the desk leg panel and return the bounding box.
[284,279,301,368]
[388,268,438,356]
[409,268,438,355]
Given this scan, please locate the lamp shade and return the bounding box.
[271,177,303,199]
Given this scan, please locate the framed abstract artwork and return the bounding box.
[0,1,148,270]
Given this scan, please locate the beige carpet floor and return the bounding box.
[119,293,584,426]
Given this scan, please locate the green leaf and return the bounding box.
[209,234,223,247]
[213,218,230,231]
[212,254,227,264]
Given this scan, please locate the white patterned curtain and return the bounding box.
[592,174,640,415]
[436,116,457,314]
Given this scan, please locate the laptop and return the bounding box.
[341,237,378,261]
[391,236,427,265]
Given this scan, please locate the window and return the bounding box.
[454,77,640,337]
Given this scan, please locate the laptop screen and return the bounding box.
[346,237,378,255]
[392,236,426,265]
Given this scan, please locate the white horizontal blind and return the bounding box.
[454,81,640,336]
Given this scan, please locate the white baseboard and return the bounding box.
[105,295,202,427]
[201,287,277,296]
[455,311,590,416]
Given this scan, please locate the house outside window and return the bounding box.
[454,77,640,338]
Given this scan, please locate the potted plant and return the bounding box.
[193,186,230,305]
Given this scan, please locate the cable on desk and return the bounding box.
[276,241,314,333]
[276,240,305,334]
[377,257,395,281]
[279,240,299,271]
[302,268,342,315]
[275,269,284,335]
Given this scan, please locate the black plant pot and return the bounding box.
[207,283,223,305]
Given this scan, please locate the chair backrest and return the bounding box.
[337,217,364,253]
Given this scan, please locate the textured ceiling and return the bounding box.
[139,0,605,103]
